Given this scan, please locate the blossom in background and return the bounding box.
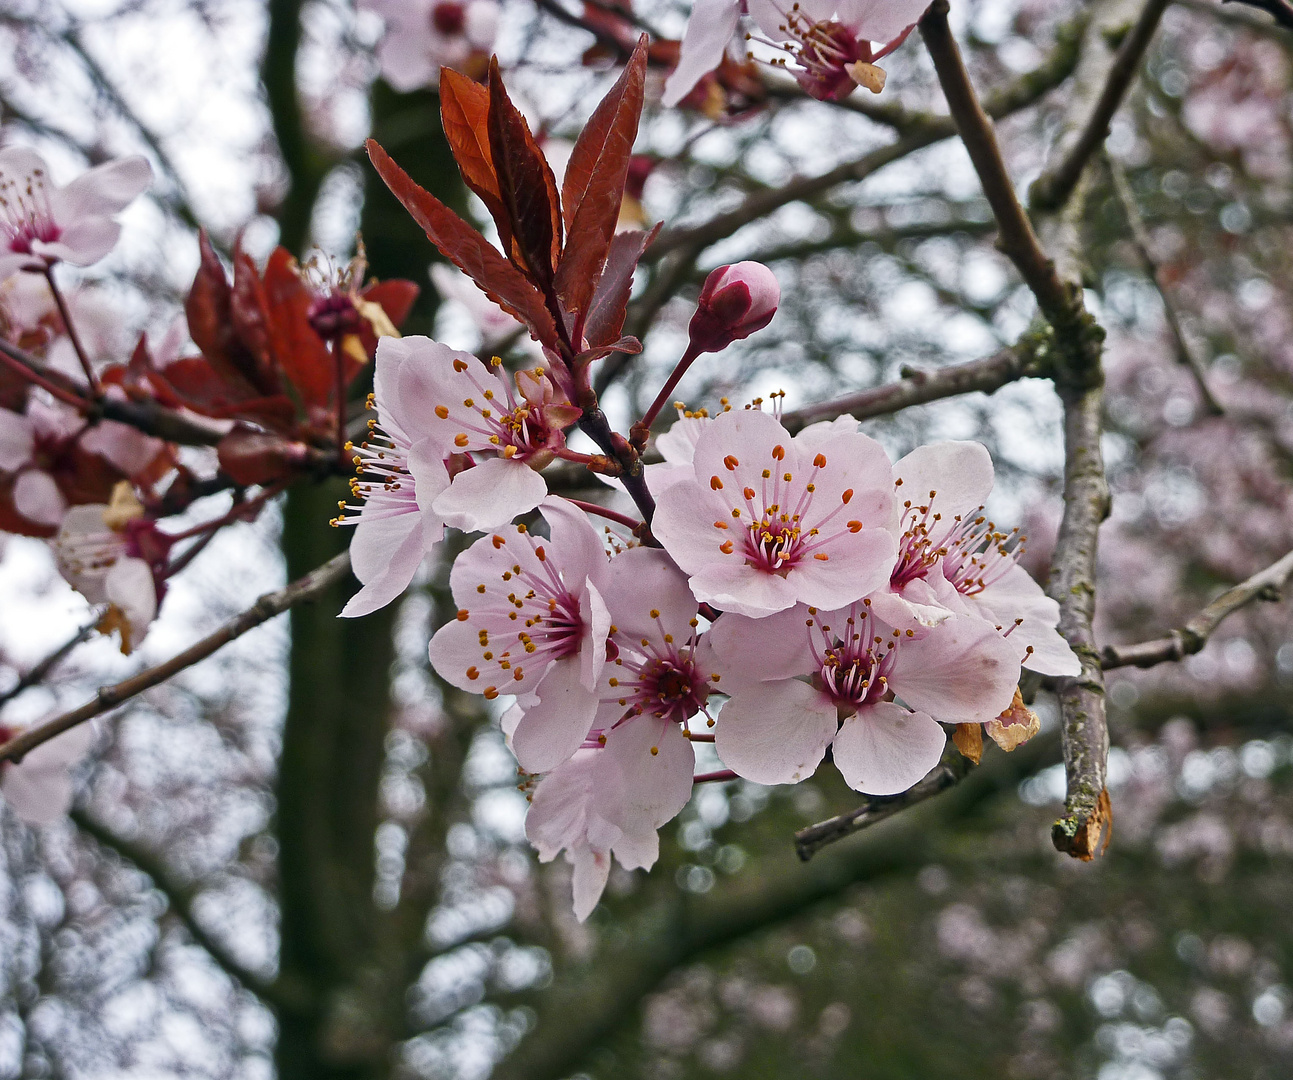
[874,440,1081,676]
[54,483,171,654]
[359,0,500,91]
[430,263,526,351]
[336,341,451,618]
[652,408,896,617]
[387,336,579,532]
[663,0,931,106]
[710,601,1019,794]
[0,399,89,528]
[0,146,152,282]
[428,498,611,773]
[0,722,95,825]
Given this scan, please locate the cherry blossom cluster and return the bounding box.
[337,255,1077,919]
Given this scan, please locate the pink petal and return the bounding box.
[2,762,75,825]
[432,456,548,532]
[716,679,837,784]
[105,557,158,643]
[598,547,698,643]
[1017,616,1081,677]
[578,579,610,692]
[783,526,896,611]
[374,26,439,92]
[511,657,600,773]
[79,420,161,475]
[54,155,152,218]
[893,441,994,533]
[838,0,931,43]
[707,605,815,685]
[596,716,695,838]
[685,559,802,618]
[866,578,954,630]
[887,614,1019,723]
[832,701,945,795]
[0,251,43,281]
[541,496,608,587]
[570,846,612,921]
[341,510,428,617]
[13,469,65,526]
[0,410,34,471]
[35,219,121,267]
[661,0,742,107]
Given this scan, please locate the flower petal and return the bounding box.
[887,614,1019,722]
[598,547,698,644]
[432,456,548,532]
[597,717,695,839]
[55,155,152,218]
[893,441,994,535]
[341,510,427,617]
[662,0,742,107]
[0,410,34,471]
[511,657,600,773]
[716,679,837,784]
[13,469,65,526]
[706,605,816,685]
[832,701,945,795]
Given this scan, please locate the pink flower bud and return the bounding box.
[687,261,779,354]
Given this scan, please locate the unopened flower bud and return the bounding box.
[687,261,779,354]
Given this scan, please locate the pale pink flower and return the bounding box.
[710,601,1018,794]
[54,487,170,654]
[337,341,451,618]
[652,408,896,617]
[688,262,780,353]
[428,497,611,773]
[663,0,929,106]
[872,441,1081,677]
[387,335,579,533]
[0,147,152,281]
[646,411,713,498]
[0,400,85,527]
[0,722,96,825]
[526,713,694,921]
[359,0,500,92]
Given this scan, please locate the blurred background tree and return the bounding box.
[2,0,1293,1078]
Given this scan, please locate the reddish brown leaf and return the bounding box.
[584,222,659,348]
[951,723,983,764]
[439,68,511,249]
[184,231,237,375]
[556,37,648,322]
[366,139,559,348]
[230,248,280,396]
[262,247,334,417]
[217,427,306,486]
[486,58,562,287]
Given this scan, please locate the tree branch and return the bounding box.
[1048,384,1112,859]
[794,745,975,860]
[781,343,1043,433]
[0,552,351,765]
[1029,0,1171,212]
[70,808,307,1011]
[1105,153,1223,415]
[1102,546,1293,669]
[0,617,101,709]
[1223,0,1293,29]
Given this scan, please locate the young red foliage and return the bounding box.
[439,69,511,251]
[584,223,659,348]
[555,36,648,325]
[261,248,335,423]
[485,58,563,291]
[366,138,560,348]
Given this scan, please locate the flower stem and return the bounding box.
[565,498,642,531]
[43,266,102,397]
[0,337,92,410]
[693,769,737,783]
[632,341,703,451]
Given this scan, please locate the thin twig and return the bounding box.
[794,747,976,860]
[1103,547,1293,669]
[0,617,101,709]
[1105,154,1223,415]
[43,266,101,395]
[1029,0,1171,211]
[781,344,1041,433]
[0,552,352,765]
[1048,385,1112,859]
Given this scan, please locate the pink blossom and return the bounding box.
[359,0,499,92]
[652,408,896,617]
[430,263,525,350]
[646,411,713,498]
[0,400,85,527]
[526,714,694,921]
[688,262,780,354]
[873,441,1081,677]
[428,498,611,773]
[54,486,171,654]
[337,341,451,618]
[709,601,1018,794]
[0,721,96,825]
[387,335,579,533]
[662,0,929,107]
[0,147,152,282]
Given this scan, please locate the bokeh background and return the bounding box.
[2,0,1293,1077]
